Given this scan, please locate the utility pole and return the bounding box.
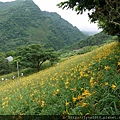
[17,61,21,89]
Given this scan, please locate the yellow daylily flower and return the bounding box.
[111,84,116,90]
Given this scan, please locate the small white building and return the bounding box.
[6,56,13,62]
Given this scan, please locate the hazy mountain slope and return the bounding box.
[43,11,87,45]
[0,0,87,52]
[82,31,99,36]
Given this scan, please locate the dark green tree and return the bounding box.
[0,52,11,75]
[58,0,120,41]
[12,44,58,72]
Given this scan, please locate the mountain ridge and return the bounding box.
[0,0,87,52]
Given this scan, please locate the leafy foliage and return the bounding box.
[58,0,120,40]
[0,52,11,75]
[11,44,59,72]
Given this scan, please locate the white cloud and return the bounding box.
[33,0,101,32]
[0,0,15,2]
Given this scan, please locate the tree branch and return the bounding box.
[110,21,120,26]
[105,0,120,17]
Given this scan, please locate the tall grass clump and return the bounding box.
[0,42,120,116]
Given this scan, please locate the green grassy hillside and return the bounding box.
[0,42,120,116]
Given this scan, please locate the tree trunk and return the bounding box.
[37,65,40,72]
[37,61,44,72]
[37,62,40,72]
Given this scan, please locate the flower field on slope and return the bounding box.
[0,42,120,116]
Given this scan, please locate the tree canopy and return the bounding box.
[0,52,11,75]
[58,0,120,41]
[12,44,59,72]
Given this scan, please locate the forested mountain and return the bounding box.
[67,33,113,50]
[0,0,87,52]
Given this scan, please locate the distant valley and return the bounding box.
[82,31,100,36]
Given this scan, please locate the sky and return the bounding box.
[0,0,102,32]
